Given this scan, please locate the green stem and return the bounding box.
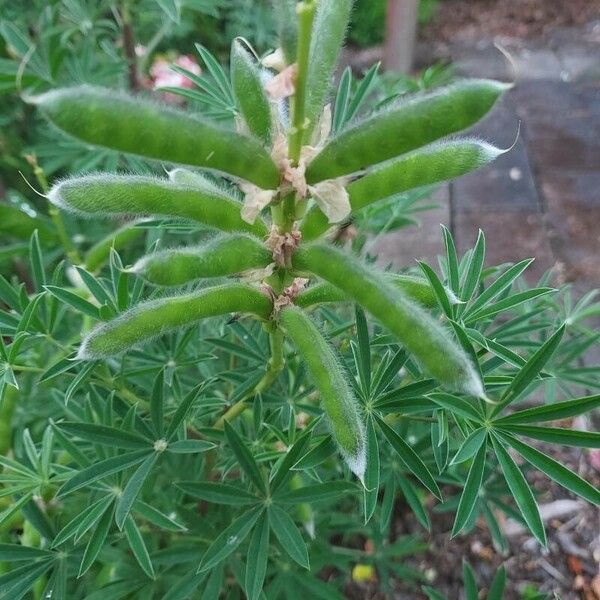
[214,329,285,430]
[287,1,316,166]
[27,155,81,264]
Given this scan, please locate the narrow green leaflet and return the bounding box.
[452,438,487,536]
[363,417,380,523]
[124,516,155,578]
[490,433,546,545]
[451,428,487,465]
[268,504,309,569]
[197,506,263,573]
[116,452,159,529]
[177,481,259,505]
[78,502,114,576]
[224,422,267,495]
[245,511,269,600]
[495,394,600,424]
[375,415,442,499]
[496,432,600,504]
[275,481,357,504]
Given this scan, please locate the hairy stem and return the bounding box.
[287,1,316,166]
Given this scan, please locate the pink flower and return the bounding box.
[150,54,201,103]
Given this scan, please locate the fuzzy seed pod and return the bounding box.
[30,86,280,189]
[78,284,272,359]
[85,221,146,273]
[280,305,366,481]
[48,174,267,237]
[294,244,484,397]
[132,234,272,286]
[302,138,506,240]
[231,39,273,145]
[305,79,510,183]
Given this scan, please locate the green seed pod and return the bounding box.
[0,204,57,244]
[304,0,353,140]
[280,305,366,481]
[48,174,267,237]
[78,283,272,359]
[301,138,505,240]
[167,168,224,195]
[30,86,279,189]
[85,220,146,273]
[296,274,445,309]
[293,244,483,396]
[231,39,272,146]
[273,0,298,63]
[132,234,272,286]
[305,79,510,183]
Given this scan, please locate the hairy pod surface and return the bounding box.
[85,221,146,273]
[305,0,353,140]
[305,79,510,183]
[294,244,483,396]
[79,284,272,359]
[132,234,272,286]
[280,306,366,480]
[231,39,273,145]
[48,174,267,237]
[296,274,440,309]
[301,138,504,240]
[31,86,280,188]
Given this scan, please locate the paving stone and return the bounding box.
[370,185,450,270]
[452,208,556,283]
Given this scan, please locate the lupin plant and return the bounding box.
[0,1,598,598]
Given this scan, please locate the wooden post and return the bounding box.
[384,0,419,73]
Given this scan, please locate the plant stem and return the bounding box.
[121,0,140,91]
[214,329,285,430]
[26,155,81,265]
[287,1,316,166]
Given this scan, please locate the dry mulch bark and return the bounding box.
[421,0,600,43]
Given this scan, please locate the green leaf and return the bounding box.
[376,415,442,499]
[452,437,487,536]
[29,230,45,290]
[459,230,485,305]
[495,394,600,425]
[464,288,555,324]
[197,506,263,573]
[397,475,430,531]
[363,417,380,523]
[487,565,507,600]
[451,428,487,465]
[268,504,309,569]
[224,421,266,496]
[116,452,158,530]
[270,432,311,494]
[490,433,546,546]
[355,306,371,394]
[44,286,100,319]
[167,439,215,453]
[177,481,259,505]
[124,516,155,578]
[245,511,269,600]
[133,501,186,532]
[78,502,114,576]
[56,422,151,450]
[428,393,483,422]
[441,225,460,293]
[418,261,452,317]
[292,436,337,470]
[462,561,478,600]
[51,495,113,548]
[497,424,600,448]
[59,449,151,496]
[0,544,54,561]
[497,432,600,505]
[166,382,207,440]
[0,560,54,600]
[150,370,164,437]
[275,481,357,504]
[494,325,566,415]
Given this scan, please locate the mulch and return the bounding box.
[421,0,600,42]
